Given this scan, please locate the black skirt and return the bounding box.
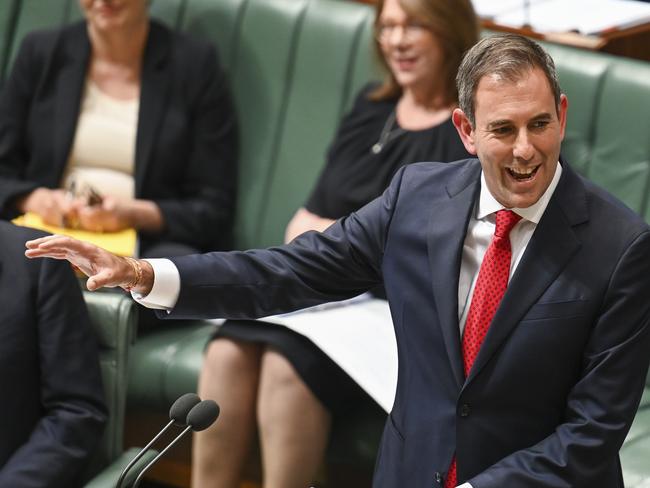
[212,319,374,417]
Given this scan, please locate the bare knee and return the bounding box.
[257,347,327,426]
[202,337,262,378]
[198,337,264,404]
[259,347,302,387]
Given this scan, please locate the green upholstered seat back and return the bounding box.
[0,0,19,85]
[179,0,247,72]
[84,291,137,472]
[256,0,377,247]
[543,43,610,176]
[5,0,80,72]
[226,0,310,249]
[149,0,187,29]
[587,59,650,220]
[181,0,378,249]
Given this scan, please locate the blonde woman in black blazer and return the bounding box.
[0,0,238,257]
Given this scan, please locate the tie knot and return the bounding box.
[494,209,522,238]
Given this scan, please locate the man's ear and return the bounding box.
[452,108,477,155]
[557,93,568,142]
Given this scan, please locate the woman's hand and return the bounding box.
[74,196,164,233]
[17,188,76,227]
[284,207,336,243]
[25,234,154,294]
[75,196,132,233]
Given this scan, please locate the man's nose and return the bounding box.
[513,130,534,161]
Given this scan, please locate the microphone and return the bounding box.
[131,400,220,488]
[115,393,201,488]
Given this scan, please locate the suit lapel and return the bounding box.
[53,23,90,182]
[465,163,588,386]
[428,161,481,389]
[135,22,171,195]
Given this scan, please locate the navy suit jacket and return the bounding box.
[0,221,106,487]
[166,159,650,487]
[0,20,238,252]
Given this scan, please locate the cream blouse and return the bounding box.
[63,80,139,201]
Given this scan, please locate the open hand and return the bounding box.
[25,235,152,293]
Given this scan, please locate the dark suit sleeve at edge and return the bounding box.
[470,230,650,487]
[165,164,407,320]
[0,258,107,487]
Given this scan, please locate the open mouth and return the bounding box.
[506,165,539,182]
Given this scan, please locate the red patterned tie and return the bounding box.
[444,209,521,488]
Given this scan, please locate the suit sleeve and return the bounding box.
[470,230,650,487]
[152,43,238,250]
[0,257,107,487]
[164,165,408,319]
[0,34,43,219]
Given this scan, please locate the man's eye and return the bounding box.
[531,120,550,130]
[492,126,512,135]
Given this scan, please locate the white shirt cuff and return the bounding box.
[458,483,473,488]
[131,258,180,310]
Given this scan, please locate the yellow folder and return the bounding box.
[13,212,137,257]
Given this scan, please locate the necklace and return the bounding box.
[371,110,407,155]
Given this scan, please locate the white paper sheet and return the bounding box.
[260,295,398,413]
[471,0,546,20]
[494,0,650,34]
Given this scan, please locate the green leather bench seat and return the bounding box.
[3,0,650,484]
[542,44,611,176]
[588,60,650,218]
[128,321,216,410]
[84,292,138,475]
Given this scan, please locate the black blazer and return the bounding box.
[0,20,238,253]
[164,160,650,487]
[0,221,106,487]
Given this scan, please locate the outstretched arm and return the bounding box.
[25,235,155,295]
[27,165,409,319]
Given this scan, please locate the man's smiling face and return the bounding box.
[454,67,568,208]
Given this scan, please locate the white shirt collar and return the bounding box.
[477,161,563,224]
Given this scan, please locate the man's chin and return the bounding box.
[505,194,542,209]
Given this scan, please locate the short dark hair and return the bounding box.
[456,34,562,125]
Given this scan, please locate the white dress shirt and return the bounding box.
[455,165,562,488]
[135,162,563,487]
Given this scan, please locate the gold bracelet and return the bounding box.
[123,257,143,291]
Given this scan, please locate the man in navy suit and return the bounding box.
[26,34,650,488]
[1,221,106,487]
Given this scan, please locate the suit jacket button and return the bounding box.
[434,471,443,484]
[460,403,471,417]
